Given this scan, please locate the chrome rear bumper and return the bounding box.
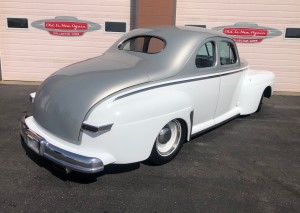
[20,116,104,174]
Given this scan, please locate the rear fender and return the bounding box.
[81,89,194,163]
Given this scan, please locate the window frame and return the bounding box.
[118,35,166,54]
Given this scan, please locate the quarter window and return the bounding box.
[119,36,165,54]
[219,41,237,65]
[195,41,215,68]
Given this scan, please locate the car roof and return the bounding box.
[106,26,235,82]
[125,26,229,41]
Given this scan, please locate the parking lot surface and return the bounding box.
[0,84,299,212]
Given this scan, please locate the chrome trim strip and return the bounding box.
[20,116,104,173]
[115,68,246,101]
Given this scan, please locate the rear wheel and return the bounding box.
[148,119,186,165]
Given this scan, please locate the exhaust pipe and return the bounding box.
[52,163,72,174]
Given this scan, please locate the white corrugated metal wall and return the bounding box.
[176,0,300,92]
[0,0,299,92]
[0,0,131,81]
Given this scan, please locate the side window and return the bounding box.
[121,37,144,52]
[195,41,215,68]
[119,36,165,54]
[148,37,165,53]
[219,41,237,65]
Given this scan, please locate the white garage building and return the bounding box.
[0,0,299,92]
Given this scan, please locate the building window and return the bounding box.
[285,28,300,39]
[7,18,28,28]
[219,41,237,65]
[196,41,215,68]
[105,22,126,32]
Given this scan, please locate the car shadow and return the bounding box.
[20,137,140,183]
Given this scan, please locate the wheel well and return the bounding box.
[176,118,188,141]
[263,86,272,98]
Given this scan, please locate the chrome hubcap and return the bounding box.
[158,127,171,144]
[156,120,182,156]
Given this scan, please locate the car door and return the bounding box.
[189,39,221,134]
[214,38,244,123]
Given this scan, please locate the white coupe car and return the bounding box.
[21,26,275,174]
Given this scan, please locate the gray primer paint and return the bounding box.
[33,26,234,143]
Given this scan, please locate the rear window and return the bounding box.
[119,36,165,54]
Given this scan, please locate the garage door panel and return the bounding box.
[0,0,130,81]
[176,0,300,92]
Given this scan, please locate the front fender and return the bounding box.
[239,69,275,115]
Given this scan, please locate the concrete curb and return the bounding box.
[273,91,300,96]
[0,81,41,86]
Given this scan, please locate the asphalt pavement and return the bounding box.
[0,84,299,212]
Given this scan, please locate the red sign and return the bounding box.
[223,28,268,37]
[45,22,88,30]
[32,16,101,37]
[213,23,282,43]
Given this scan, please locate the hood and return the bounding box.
[33,53,150,143]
